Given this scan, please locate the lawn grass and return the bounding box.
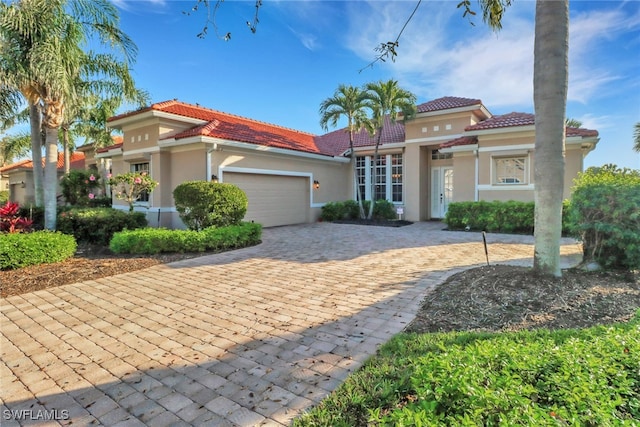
[294,311,640,426]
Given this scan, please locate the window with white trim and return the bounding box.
[130,162,150,202]
[355,156,367,201]
[355,154,403,203]
[494,157,526,185]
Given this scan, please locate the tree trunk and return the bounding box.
[42,99,64,230]
[43,125,59,230]
[29,102,44,207]
[367,131,383,220]
[532,0,569,277]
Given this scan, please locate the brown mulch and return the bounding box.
[2,246,639,334]
[405,264,640,333]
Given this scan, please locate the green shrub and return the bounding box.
[296,313,640,426]
[0,231,76,270]
[446,200,541,234]
[0,190,8,205]
[173,181,248,230]
[322,199,398,221]
[566,164,640,270]
[320,201,347,221]
[109,222,262,254]
[57,208,147,246]
[18,205,45,230]
[373,199,397,220]
[60,169,101,206]
[87,196,112,208]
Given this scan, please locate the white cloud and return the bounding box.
[343,1,639,110]
[288,26,319,51]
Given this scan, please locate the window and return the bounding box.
[374,156,387,201]
[355,156,367,201]
[391,154,403,203]
[494,157,526,184]
[130,162,150,202]
[355,154,403,203]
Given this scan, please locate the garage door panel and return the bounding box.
[224,172,309,227]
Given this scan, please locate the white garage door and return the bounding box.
[223,172,309,227]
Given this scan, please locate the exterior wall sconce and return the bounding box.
[211,174,219,183]
[313,180,320,189]
[20,181,26,188]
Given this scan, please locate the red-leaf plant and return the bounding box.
[0,201,33,233]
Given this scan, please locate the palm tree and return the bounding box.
[1,0,139,230]
[473,0,570,276]
[319,84,369,219]
[531,0,569,277]
[634,122,640,153]
[363,80,416,219]
[0,132,31,166]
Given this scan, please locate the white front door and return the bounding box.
[431,167,454,218]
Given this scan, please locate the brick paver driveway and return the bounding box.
[1,222,582,426]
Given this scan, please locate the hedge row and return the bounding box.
[0,231,77,270]
[444,200,572,235]
[321,199,397,221]
[57,208,147,246]
[109,222,262,254]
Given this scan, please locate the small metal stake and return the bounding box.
[482,231,490,266]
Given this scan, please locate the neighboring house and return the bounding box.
[104,97,599,228]
[0,152,85,206]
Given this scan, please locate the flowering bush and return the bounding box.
[0,201,33,233]
[60,170,101,206]
[109,172,158,212]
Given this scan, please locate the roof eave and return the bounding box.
[161,135,350,163]
[465,124,536,136]
[108,109,207,129]
[440,144,479,153]
[416,103,490,119]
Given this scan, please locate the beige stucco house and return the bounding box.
[103,97,599,228]
[0,152,86,206]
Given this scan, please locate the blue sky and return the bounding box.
[109,0,640,168]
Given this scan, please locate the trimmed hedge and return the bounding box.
[56,208,147,246]
[109,222,262,254]
[444,200,572,235]
[173,181,248,230]
[321,199,397,221]
[1,231,77,270]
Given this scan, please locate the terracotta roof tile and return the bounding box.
[0,152,85,173]
[96,142,123,153]
[314,116,405,156]
[417,96,482,113]
[440,136,478,149]
[566,127,599,138]
[125,100,322,156]
[466,112,535,131]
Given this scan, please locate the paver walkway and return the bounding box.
[1,222,582,426]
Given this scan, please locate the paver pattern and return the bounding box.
[1,222,582,426]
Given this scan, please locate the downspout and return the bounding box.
[474,149,479,202]
[206,143,217,181]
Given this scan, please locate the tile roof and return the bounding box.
[315,115,405,156]
[566,127,599,138]
[417,96,482,113]
[96,142,123,153]
[440,136,478,149]
[112,100,325,156]
[466,112,535,131]
[0,152,85,173]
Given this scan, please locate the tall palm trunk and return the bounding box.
[532,0,569,277]
[29,102,44,207]
[367,130,383,220]
[42,99,64,230]
[347,128,365,219]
